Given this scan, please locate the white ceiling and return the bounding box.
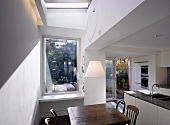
[113,15,170,50]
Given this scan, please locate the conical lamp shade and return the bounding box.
[85,61,105,77]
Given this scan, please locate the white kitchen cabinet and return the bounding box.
[133,63,142,91]
[135,98,157,125]
[124,93,136,115]
[160,50,170,67]
[160,50,168,67]
[124,93,170,125]
[158,106,170,125]
[134,63,141,84]
[124,93,136,106]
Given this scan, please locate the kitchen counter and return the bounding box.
[125,91,170,110]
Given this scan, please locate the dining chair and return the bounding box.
[50,109,59,125]
[45,117,54,125]
[126,105,139,125]
[116,100,126,114]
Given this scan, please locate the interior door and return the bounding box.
[106,59,116,100]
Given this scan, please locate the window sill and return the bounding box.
[39,93,84,102]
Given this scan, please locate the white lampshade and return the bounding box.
[85,61,105,77]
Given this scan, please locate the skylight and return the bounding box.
[45,3,89,9]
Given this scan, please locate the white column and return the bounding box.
[84,60,106,105]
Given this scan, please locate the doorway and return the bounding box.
[116,58,130,99]
[106,58,130,101]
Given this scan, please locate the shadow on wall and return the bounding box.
[0,38,40,89]
[0,0,41,89]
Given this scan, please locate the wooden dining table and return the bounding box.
[68,103,130,125]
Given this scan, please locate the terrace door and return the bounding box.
[106,59,116,101]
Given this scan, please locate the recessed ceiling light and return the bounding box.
[153,34,162,38]
[45,3,89,9]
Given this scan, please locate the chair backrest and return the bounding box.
[126,105,139,125]
[116,100,126,114]
[50,109,59,125]
[45,118,54,125]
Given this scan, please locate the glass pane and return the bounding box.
[45,38,77,93]
[106,60,115,99]
[116,58,129,99]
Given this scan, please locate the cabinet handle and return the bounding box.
[135,82,141,84]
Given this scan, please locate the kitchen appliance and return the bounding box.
[141,75,148,88]
[141,65,148,75]
[141,65,149,88]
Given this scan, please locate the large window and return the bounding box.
[45,38,78,93]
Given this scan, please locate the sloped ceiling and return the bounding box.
[89,0,170,57]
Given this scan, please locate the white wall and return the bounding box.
[84,0,144,49]
[0,0,41,124]
[39,26,85,39]
[47,12,87,30]
[0,43,40,125]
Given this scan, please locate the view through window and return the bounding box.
[45,38,78,93]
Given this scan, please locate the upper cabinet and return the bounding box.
[133,63,142,91]
[160,50,168,67]
[134,63,141,83]
[160,50,170,67]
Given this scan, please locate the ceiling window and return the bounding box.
[45,3,89,9]
[44,0,91,12]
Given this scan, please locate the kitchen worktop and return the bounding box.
[125,91,170,110]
